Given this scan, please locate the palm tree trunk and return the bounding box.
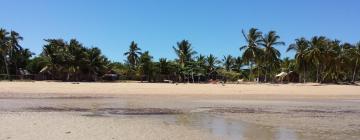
[187,74,190,83]
[257,67,260,83]
[250,62,253,81]
[352,59,358,82]
[198,75,200,83]
[316,64,319,83]
[66,73,70,81]
[191,71,194,83]
[88,71,92,81]
[303,66,306,83]
[3,54,10,81]
[264,70,267,83]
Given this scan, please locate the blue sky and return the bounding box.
[1,0,359,62]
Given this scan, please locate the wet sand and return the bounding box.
[1,82,360,140]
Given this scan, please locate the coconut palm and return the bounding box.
[305,36,328,83]
[68,39,87,81]
[260,31,284,82]
[12,48,34,73]
[350,42,360,82]
[139,51,153,82]
[86,47,109,81]
[322,40,349,82]
[41,39,68,80]
[287,38,310,83]
[173,40,197,67]
[206,54,220,80]
[194,55,207,82]
[240,28,263,81]
[158,58,170,75]
[173,40,197,82]
[124,41,142,70]
[0,29,10,79]
[8,31,24,74]
[222,55,234,71]
[233,56,243,72]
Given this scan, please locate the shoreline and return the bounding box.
[1,81,360,96]
[1,81,360,140]
[1,81,360,103]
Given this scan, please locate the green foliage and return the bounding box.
[39,39,110,81]
[1,27,360,83]
[139,51,154,82]
[218,69,241,82]
[124,41,142,70]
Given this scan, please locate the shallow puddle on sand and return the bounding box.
[0,97,355,140]
[150,113,299,140]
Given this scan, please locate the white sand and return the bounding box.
[0,112,217,140]
[1,81,360,98]
[1,81,360,140]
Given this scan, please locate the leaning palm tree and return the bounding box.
[260,31,284,82]
[287,38,310,83]
[306,36,328,83]
[240,28,263,81]
[124,41,142,70]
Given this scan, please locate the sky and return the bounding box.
[1,0,359,62]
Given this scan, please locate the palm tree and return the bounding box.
[173,40,197,67]
[124,41,142,70]
[323,40,349,82]
[287,38,310,83]
[206,54,220,80]
[233,56,243,72]
[222,55,234,71]
[139,51,153,82]
[281,57,296,72]
[240,28,263,81]
[194,55,207,83]
[68,39,87,81]
[8,31,24,73]
[158,58,170,75]
[86,47,109,81]
[306,36,327,83]
[0,29,10,80]
[173,40,197,82]
[350,42,360,82]
[42,39,71,80]
[260,31,284,82]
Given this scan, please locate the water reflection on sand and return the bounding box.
[154,113,298,140]
[1,97,358,140]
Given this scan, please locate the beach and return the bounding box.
[1,82,360,140]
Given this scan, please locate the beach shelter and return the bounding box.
[275,72,288,82]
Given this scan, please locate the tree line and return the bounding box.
[1,27,359,83]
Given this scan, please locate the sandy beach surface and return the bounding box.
[1,81,360,140]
